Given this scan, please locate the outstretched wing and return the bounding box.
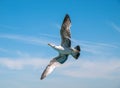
[40,55,68,80]
[60,14,71,48]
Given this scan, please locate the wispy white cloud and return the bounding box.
[55,23,61,29]
[81,43,114,55]
[72,40,119,55]
[0,33,118,56]
[0,24,20,30]
[39,33,60,40]
[111,22,120,33]
[0,57,120,79]
[51,22,61,29]
[0,48,8,53]
[0,47,32,57]
[15,50,30,57]
[0,34,50,46]
[0,57,49,70]
[59,58,120,79]
[80,41,118,48]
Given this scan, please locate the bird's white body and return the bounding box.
[48,43,72,55]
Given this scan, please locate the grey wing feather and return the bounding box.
[60,14,71,47]
[55,55,68,64]
[40,58,58,80]
[40,55,68,80]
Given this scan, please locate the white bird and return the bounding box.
[40,14,81,80]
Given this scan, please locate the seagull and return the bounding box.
[40,14,81,80]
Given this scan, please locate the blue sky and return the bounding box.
[0,0,120,88]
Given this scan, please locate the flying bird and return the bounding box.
[40,14,81,80]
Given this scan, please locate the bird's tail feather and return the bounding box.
[71,45,80,59]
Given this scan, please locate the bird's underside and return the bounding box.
[40,14,81,80]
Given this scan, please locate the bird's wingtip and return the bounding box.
[65,14,70,19]
[63,13,71,24]
[40,76,45,80]
[65,13,69,17]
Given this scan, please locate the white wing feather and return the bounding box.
[40,58,60,80]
